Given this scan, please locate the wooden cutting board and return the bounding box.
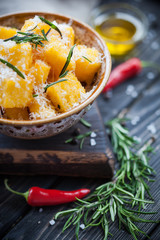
[0,102,115,178]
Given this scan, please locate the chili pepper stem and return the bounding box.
[141,61,160,71]
[4,179,29,201]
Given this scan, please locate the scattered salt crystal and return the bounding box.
[131,91,138,98]
[126,85,135,95]
[147,72,155,80]
[147,123,156,134]
[39,208,43,213]
[133,136,142,143]
[91,132,97,138]
[155,109,160,116]
[49,219,55,226]
[131,116,140,126]
[151,42,159,50]
[90,138,96,146]
[80,224,85,230]
[38,221,41,224]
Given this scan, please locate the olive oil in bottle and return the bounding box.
[95,12,144,56]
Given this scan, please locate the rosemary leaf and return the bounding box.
[28,25,38,31]
[33,94,38,98]
[80,118,92,128]
[41,29,48,41]
[59,44,76,76]
[44,79,68,92]
[0,58,25,79]
[82,56,92,63]
[59,70,69,78]
[39,16,62,38]
[17,31,33,36]
[45,28,51,36]
[80,138,85,150]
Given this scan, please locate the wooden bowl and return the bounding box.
[0,12,111,139]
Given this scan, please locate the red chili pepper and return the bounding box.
[103,58,142,93]
[4,179,90,206]
[103,58,159,93]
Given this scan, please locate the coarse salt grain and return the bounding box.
[147,123,156,134]
[131,116,140,125]
[91,132,97,138]
[49,219,55,226]
[39,208,43,213]
[131,91,138,98]
[147,72,155,80]
[80,224,85,230]
[126,85,135,95]
[133,136,142,143]
[90,138,96,146]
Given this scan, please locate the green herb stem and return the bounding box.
[44,79,68,92]
[59,44,76,76]
[80,118,92,128]
[39,16,62,38]
[33,94,38,98]
[82,56,92,63]
[0,58,25,79]
[59,70,69,78]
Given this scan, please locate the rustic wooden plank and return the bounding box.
[148,224,160,240]
[0,149,114,178]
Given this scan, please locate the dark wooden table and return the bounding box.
[0,0,160,239]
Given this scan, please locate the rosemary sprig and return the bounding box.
[0,58,25,79]
[107,118,155,209]
[44,79,68,92]
[82,56,92,63]
[39,16,62,38]
[55,118,157,240]
[59,44,76,77]
[65,130,92,150]
[4,31,48,48]
[80,118,92,128]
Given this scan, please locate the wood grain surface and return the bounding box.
[0,0,160,239]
